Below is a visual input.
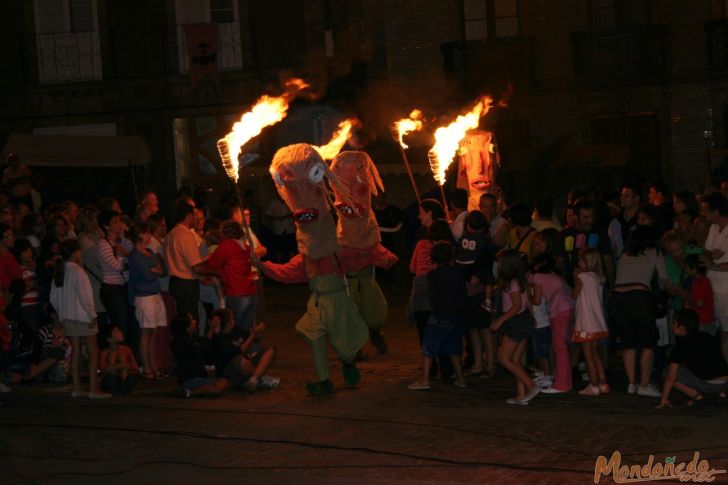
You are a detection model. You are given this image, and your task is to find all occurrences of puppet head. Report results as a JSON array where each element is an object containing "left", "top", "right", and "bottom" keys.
[
  {"left": 270, "top": 143, "right": 340, "bottom": 259},
  {"left": 330, "top": 151, "right": 384, "bottom": 248},
  {"left": 457, "top": 129, "right": 500, "bottom": 211}
]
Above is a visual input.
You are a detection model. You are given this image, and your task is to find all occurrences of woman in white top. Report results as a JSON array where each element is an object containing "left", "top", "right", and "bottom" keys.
[{"left": 50, "top": 240, "right": 110, "bottom": 399}]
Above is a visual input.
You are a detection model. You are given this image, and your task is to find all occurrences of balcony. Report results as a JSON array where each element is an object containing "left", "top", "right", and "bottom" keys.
[
  {"left": 441, "top": 37, "right": 533, "bottom": 95},
  {"left": 571, "top": 25, "right": 670, "bottom": 83},
  {"left": 176, "top": 22, "right": 243, "bottom": 73},
  {"left": 28, "top": 31, "right": 103, "bottom": 83}
]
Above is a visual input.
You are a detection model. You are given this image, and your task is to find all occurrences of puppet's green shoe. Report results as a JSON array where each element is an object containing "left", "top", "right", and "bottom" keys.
[
  {"left": 305, "top": 379, "right": 333, "bottom": 396},
  {"left": 342, "top": 362, "right": 361, "bottom": 387}
]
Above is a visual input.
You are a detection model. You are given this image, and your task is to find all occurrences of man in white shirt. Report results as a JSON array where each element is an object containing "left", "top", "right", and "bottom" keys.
[
  {"left": 163, "top": 203, "right": 218, "bottom": 321},
  {"left": 701, "top": 192, "right": 728, "bottom": 358}
]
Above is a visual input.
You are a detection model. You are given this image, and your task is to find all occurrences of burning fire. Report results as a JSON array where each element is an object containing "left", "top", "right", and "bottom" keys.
[
  {"left": 314, "top": 119, "right": 354, "bottom": 160},
  {"left": 217, "top": 78, "right": 310, "bottom": 182},
  {"left": 428, "top": 96, "right": 492, "bottom": 185},
  {"left": 393, "top": 109, "right": 423, "bottom": 149}
]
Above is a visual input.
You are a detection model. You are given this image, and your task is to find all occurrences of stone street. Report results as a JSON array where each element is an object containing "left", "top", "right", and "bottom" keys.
[{"left": 3, "top": 284, "right": 728, "bottom": 484}]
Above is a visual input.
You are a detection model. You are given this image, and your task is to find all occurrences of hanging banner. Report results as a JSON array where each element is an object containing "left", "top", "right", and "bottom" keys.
[{"left": 183, "top": 23, "right": 219, "bottom": 88}]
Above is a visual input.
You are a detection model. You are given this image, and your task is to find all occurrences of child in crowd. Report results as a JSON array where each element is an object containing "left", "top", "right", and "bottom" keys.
[
  {"left": 171, "top": 312, "right": 228, "bottom": 398},
  {"left": 99, "top": 326, "right": 139, "bottom": 395},
  {"left": 455, "top": 210, "right": 497, "bottom": 377},
  {"left": 15, "top": 239, "right": 43, "bottom": 332},
  {"left": 409, "top": 241, "right": 468, "bottom": 390},
  {"left": 683, "top": 254, "right": 716, "bottom": 336},
  {"left": 209, "top": 308, "right": 278, "bottom": 392},
  {"left": 657, "top": 309, "right": 728, "bottom": 408},
  {"left": 572, "top": 248, "right": 609, "bottom": 396},
  {"left": 490, "top": 250, "right": 540, "bottom": 404},
  {"left": 530, "top": 254, "right": 576, "bottom": 393}
]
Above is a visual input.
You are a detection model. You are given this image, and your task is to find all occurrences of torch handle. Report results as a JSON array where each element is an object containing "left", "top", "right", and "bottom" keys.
[
  {"left": 398, "top": 144, "right": 421, "bottom": 206},
  {"left": 438, "top": 184, "right": 450, "bottom": 223}
]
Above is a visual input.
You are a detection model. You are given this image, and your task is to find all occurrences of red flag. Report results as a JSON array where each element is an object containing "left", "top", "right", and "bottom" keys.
[{"left": 183, "top": 23, "right": 219, "bottom": 88}]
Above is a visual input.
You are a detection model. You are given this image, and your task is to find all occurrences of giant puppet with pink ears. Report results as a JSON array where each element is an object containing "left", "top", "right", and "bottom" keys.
[{"left": 330, "top": 151, "right": 398, "bottom": 354}]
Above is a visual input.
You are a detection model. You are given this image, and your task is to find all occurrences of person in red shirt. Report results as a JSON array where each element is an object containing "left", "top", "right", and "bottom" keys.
[
  {"left": 684, "top": 254, "right": 717, "bottom": 336},
  {"left": 203, "top": 220, "right": 257, "bottom": 334}
]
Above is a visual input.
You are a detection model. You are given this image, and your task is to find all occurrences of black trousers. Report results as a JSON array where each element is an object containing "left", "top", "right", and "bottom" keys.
[{"left": 169, "top": 277, "right": 200, "bottom": 322}]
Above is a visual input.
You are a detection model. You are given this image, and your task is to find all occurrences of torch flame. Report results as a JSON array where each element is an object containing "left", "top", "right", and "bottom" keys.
[
  {"left": 314, "top": 119, "right": 354, "bottom": 160},
  {"left": 217, "top": 78, "right": 310, "bottom": 182},
  {"left": 428, "top": 96, "right": 492, "bottom": 185},
  {"left": 393, "top": 109, "right": 423, "bottom": 149}
]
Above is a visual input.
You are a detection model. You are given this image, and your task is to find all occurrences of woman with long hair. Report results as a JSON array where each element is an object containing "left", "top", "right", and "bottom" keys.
[{"left": 50, "top": 240, "right": 110, "bottom": 398}]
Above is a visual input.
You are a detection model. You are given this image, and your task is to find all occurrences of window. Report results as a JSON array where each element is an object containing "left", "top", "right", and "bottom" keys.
[
  {"left": 463, "top": 0, "right": 519, "bottom": 41},
  {"left": 590, "top": 0, "right": 651, "bottom": 30},
  {"left": 34, "top": 0, "right": 99, "bottom": 33},
  {"left": 32, "top": 0, "right": 101, "bottom": 82},
  {"left": 210, "top": 0, "right": 235, "bottom": 23}
]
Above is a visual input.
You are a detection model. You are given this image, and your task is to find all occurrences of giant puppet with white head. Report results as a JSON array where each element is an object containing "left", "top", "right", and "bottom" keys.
[
  {"left": 269, "top": 143, "right": 345, "bottom": 260},
  {"left": 264, "top": 143, "right": 368, "bottom": 394},
  {"left": 457, "top": 129, "right": 500, "bottom": 212}
]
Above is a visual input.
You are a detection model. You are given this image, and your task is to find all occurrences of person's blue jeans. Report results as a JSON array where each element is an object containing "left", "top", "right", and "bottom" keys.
[{"left": 226, "top": 295, "right": 257, "bottom": 333}]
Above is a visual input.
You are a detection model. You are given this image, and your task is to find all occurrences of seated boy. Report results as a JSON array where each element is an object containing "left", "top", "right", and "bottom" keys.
[
  {"left": 171, "top": 312, "right": 229, "bottom": 398},
  {"left": 210, "top": 308, "right": 278, "bottom": 392},
  {"left": 99, "top": 326, "right": 140, "bottom": 395},
  {"left": 657, "top": 309, "right": 728, "bottom": 408}
]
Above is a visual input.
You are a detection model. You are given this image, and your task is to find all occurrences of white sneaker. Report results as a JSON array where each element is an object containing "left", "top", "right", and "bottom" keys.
[
  {"left": 506, "top": 397, "right": 528, "bottom": 405},
  {"left": 637, "top": 384, "right": 661, "bottom": 398},
  {"left": 541, "top": 387, "right": 566, "bottom": 394},
  {"left": 0, "top": 382, "right": 10, "bottom": 393},
  {"left": 259, "top": 375, "right": 280, "bottom": 389},
  {"left": 627, "top": 383, "right": 638, "bottom": 395}
]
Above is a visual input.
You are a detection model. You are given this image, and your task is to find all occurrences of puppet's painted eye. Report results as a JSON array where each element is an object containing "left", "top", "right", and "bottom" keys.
[
  {"left": 271, "top": 169, "right": 285, "bottom": 187},
  {"left": 308, "top": 164, "right": 325, "bottom": 183}
]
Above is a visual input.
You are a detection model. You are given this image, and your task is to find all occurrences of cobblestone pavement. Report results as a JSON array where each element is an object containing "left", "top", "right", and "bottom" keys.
[{"left": 3, "top": 284, "right": 728, "bottom": 484}]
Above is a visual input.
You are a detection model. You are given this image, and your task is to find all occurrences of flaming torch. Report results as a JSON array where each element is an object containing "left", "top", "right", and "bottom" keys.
[
  {"left": 391, "top": 109, "right": 423, "bottom": 204},
  {"left": 216, "top": 79, "right": 309, "bottom": 315},
  {"left": 428, "top": 96, "right": 493, "bottom": 216},
  {"left": 314, "top": 119, "right": 354, "bottom": 160}
]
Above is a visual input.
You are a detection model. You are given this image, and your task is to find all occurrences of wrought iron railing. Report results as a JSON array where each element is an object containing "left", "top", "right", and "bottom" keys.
[{"left": 28, "top": 30, "right": 103, "bottom": 83}]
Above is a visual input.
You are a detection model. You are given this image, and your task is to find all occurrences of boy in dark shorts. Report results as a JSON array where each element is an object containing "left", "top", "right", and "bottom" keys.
[
  {"left": 409, "top": 241, "right": 468, "bottom": 390},
  {"left": 455, "top": 210, "right": 497, "bottom": 377},
  {"left": 657, "top": 309, "right": 728, "bottom": 408}
]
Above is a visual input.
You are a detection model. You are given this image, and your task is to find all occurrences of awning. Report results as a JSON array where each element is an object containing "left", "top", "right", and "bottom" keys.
[{"left": 1, "top": 134, "right": 150, "bottom": 167}]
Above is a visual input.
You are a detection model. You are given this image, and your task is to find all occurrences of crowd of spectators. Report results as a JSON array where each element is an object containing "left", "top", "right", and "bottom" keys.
[
  {"left": 0, "top": 154, "right": 281, "bottom": 399},
  {"left": 407, "top": 182, "right": 728, "bottom": 408}
]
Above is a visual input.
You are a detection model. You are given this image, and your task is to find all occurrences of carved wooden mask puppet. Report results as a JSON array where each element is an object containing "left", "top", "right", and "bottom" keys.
[
  {"left": 270, "top": 144, "right": 341, "bottom": 259},
  {"left": 457, "top": 129, "right": 500, "bottom": 211},
  {"left": 330, "top": 151, "right": 384, "bottom": 248}
]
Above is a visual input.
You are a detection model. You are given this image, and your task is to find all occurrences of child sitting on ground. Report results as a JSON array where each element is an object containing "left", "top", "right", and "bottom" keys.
[
  {"left": 657, "top": 309, "right": 728, "bottom": 408},
  {"left": 683, "top": 254, "right": 716, "bottom": 336},
  {"left": 171, "top": 312, "right": 228, "bottom": 398},
  {"left": 409, "top": 241, "right": 468, "bottom": 390},
  {"left": 99, "top": 326, "right": 139, "bottom": 395},
  {"left": 210, "top": 308, "right": 278, "bottom": 392}
]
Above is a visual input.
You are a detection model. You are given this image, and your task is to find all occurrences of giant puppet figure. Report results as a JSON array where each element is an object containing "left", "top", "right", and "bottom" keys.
[
  {"left": 330, "top": 151, "right": 398, "bottom": 354},
  {"left": 259, "top": 144, "right": 369, "bottom": 396},
  {"left": 457, "top": 129, "right": 501, "bottom": 211}
]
